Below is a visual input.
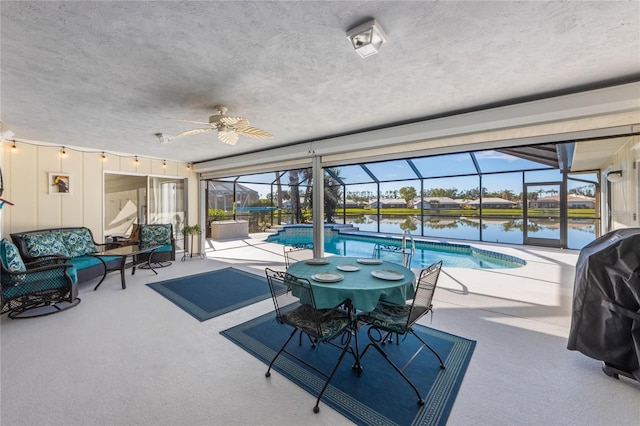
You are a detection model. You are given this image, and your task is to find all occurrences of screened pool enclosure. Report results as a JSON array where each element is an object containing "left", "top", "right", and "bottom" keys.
[{"left": 205, "top": 142, "right": 600, "bottom": 250}]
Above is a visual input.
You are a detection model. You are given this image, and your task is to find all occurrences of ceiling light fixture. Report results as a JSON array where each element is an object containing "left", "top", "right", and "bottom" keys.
[
  {"left": 101, "top": 152, "right": 106, "bottom": 161},
  {"left": 61, "top": 146, "right": 66, "bottom": 157},
  {"left": 606, "top": 170, "right": 623, "bottom": 183},
  {"left": 346, "top": 19, "right": 387, "bottom": 58},
  {"left": 163, "top": 160, "right": 167, "bottom": 168},
  {"left": 155, "top": 133, "right": 171, "bottom": 144},
  {"left": 134, "top": 156, "right": 139, "bottom": 164},
  {"left": 12, "top": 140, "right": 16, "bottom": 151}
]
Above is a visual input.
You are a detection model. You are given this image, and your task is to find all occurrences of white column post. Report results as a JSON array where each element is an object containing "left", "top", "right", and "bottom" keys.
[{"left": 312, "top": 155, "right": 324, "bottom": 258}]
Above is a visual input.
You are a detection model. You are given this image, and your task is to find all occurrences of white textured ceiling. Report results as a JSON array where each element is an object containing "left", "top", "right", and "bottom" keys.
[{"left": 1, "top": 1, "right": 639, "bottom": 164}]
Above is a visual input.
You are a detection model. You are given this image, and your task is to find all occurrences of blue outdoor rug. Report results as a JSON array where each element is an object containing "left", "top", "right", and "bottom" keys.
[
  {"left": 147, "top": 267, "right": 272, "bottom": 321},
  {"left": 221, "top": 311, "right": 476, "bottom": 426}
]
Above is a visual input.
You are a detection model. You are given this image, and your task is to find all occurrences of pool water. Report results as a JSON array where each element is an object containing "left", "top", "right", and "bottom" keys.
[{"left": 267, "top": 226, "right": 526, "bottom": 269}]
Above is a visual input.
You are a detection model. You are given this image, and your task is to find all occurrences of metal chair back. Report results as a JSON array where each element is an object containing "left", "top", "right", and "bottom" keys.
[
  {"left": 372, "top": 243, "right": 414, "bottom": 268},
  {"left": 265, "top": 267, "right": 322, "bottom": 336},
  {"left": 405, "top": 260, "right": 443, "bottom": 328},
  {"left": 371, "top": 230, "right": 415, "bottom": 268},
  {"left": 283, "top": 242, "right": 314, "bottom": 268}
]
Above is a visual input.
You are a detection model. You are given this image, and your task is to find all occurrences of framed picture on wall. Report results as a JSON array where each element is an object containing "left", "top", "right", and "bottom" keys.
[{"left": 49, "top": 173, "right": 72, "bottom": 195}]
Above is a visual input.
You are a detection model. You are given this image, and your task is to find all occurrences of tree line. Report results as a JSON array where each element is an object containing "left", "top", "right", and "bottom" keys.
[{"left": 266, "top": 169, "right": 595, "bottom": 223}]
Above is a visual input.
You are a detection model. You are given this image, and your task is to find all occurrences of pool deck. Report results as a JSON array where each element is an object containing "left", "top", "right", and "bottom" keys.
[{"left": 202, "top": 233, "right": 640, "bottom": 426}]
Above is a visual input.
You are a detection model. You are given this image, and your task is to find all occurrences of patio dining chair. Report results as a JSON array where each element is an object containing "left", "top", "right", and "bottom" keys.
[
  {"left": 372, "top": 243, "right": 414, "bottom": 267},
  {"left": 264, "top": 267, "right": 358, "bottom": 413},
  {"left": 283, "top": 242, "right": 314, "bottom": 268},
  {"left": 371, "top": 231, "right": 415, "bottom": 268},
  {"left": 371, "top": 232, "right": 416, "bottom": 344},
  {"left": 357, "top": 261, "right": 445, "bottom": 406}
]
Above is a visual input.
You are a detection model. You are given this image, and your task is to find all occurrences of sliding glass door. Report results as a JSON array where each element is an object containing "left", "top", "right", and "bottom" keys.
[
  {"left": 148, "top": 177, "right": 186, "bottom": 249},
  {"left": 104, "top": 173, "right": 187, "bottom": 250},
  {"left": 523, "top": 182, "right": 563, "bottom": 247}
]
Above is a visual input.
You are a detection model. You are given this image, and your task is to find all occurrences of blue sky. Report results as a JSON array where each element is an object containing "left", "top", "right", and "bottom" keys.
[{"left": 230, "top": 150, "right": 598, "bottom": 198}]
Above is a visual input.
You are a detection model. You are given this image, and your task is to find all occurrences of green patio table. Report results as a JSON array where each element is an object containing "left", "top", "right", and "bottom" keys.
[{"left": 286, "top": 256, "right": 415, "bottom": 311}]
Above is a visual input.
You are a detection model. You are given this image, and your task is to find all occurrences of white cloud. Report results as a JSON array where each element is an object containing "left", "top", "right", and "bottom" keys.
[{"left": 474, "top": 151, "right": 517, "bottom": 161}]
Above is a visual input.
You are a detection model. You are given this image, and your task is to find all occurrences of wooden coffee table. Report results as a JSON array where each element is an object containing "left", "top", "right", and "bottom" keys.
[{"left": 92, "top": 244, "right": 161, "bottom": 290}]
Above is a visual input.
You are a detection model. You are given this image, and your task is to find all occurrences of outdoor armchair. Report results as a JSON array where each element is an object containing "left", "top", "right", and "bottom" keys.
[
  {"left": 1, "top": 238, "right": 79, "bottom": 318},
  {"left": 138, "top": 223, "right": 175, "bottom": 266}
]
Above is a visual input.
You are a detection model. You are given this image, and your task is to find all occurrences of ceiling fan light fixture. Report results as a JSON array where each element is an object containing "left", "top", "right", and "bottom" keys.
[{"left": 347, "top": 19, "right": 387, "bottom": 58}]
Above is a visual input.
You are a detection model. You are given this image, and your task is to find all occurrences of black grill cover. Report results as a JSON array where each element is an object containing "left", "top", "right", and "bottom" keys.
[{"left": 567, "top": 228, "right": 640, "bottom": 380}]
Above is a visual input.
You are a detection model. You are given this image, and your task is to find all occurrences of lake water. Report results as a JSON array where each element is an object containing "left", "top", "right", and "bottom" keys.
[{"left": 335, "top": 215, "right": 596, "bottom": 249}]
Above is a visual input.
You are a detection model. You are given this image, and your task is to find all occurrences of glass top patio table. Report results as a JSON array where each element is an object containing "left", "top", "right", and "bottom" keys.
[{"left": 286, "top": 256, "right": 415, "bottom": 312}]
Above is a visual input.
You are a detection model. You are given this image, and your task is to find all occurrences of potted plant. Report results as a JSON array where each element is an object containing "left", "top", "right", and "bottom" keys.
[{"left": 182, "top": 224, "right": 201, "bottom": 259}]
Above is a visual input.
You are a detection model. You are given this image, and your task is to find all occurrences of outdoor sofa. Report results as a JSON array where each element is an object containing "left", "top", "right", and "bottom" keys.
[{"left": 10, "top": 227, "right": 121, "bottom": 285}]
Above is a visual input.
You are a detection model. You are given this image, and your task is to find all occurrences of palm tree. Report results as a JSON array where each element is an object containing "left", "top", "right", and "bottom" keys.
[
  {"left": 324, "top": 168, "right": 342, "bottom": 223},
  {"left": 289, "top": 170, "right": 302, "bottom": 223}
]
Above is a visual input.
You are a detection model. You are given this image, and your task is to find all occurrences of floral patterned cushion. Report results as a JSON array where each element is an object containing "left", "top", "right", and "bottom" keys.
[
  {"left": 0, "top": 238, "right": 26, "bottom": 273},
  {"left": 60, "top": 229, "right": 96, "bottom": 257},
  {"left": 283, "top": 304, "right": 352, "bottom": 342},
  {"left": 359, "top": 301, "right": 412, "bottom": 333},
  {"left": 23, "top": 232, "right": 70, "bottom": 258},
  {"left": 140, "top": 224, "right": 172, "bottom": 246}
]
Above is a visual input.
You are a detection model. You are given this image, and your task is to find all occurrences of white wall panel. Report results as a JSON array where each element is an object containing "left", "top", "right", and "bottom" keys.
[
  {"left": 0, "top": 142, "right": 193, "bottom": 241},
  {"left": 37, "top": 146, "right": 63, "bottom": 229},
  {"left": 83, "top": 152, "right": 104, "bottom": 239},
  {"left": 61, "top": 148, "right": 84, "bottom": 227}
]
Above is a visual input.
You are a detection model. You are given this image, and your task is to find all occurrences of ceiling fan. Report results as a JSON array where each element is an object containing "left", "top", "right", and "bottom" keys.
[{"left": 172, "top": 105, "right": 273, "bottom": 145}]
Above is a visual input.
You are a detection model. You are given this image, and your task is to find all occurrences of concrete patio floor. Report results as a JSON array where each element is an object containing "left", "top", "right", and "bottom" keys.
[{"left": 1, "top": 233, "right": 638, "bottom": 425}]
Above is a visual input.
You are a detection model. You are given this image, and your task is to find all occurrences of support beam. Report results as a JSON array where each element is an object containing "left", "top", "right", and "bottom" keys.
[{"left": 312, "top": 155, "right": 324, "bottom": 258}]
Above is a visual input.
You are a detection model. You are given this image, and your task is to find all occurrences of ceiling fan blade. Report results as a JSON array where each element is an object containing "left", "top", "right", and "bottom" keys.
[
  {"left": 218, "top": 130, "right": 239, "bottom": 145},
  {"left": 175, "top": 128, "right": 213, "bottom": 138},
  {"left": 169, "top": 118, "right": 210, "bottom": 125},
  {"left": 236, "top": 126, "right": 273, "bottom": 139},
  {"left": 220, "top": 116, "right": 247, "bottom": 126}
]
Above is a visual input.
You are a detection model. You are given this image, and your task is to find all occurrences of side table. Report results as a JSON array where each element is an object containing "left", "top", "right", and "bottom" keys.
[{"left": 92, "top": 244, "right": 160, "bottom": 290}]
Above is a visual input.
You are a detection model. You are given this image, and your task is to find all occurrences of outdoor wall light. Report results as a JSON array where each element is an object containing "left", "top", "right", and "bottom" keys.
[
  {"left": 606, "top": 170, "right": 623, "bottom": 183},
  {"left": 347, "top": 19, "right": 387, "bottom": 58}
]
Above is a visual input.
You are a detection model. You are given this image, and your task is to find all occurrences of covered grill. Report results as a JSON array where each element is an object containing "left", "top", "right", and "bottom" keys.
[{"left": 567, "top": 228, "right": 640, "bottom": 381}]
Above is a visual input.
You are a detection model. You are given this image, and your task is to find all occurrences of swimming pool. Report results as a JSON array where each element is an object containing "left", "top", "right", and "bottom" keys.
[{"left": 266, "top": 224, "right": 526, "bottom": 269}]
